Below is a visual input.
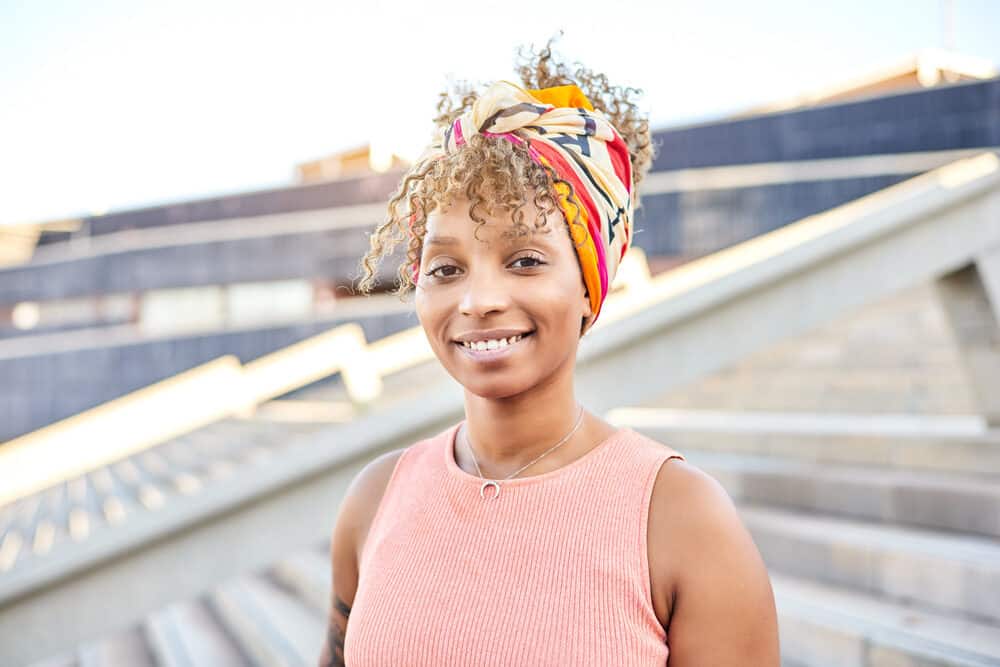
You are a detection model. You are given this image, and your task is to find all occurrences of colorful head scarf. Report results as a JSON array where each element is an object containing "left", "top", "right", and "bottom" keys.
[{"left": 410, "top": 79, "right": 634, "bottom": 329}]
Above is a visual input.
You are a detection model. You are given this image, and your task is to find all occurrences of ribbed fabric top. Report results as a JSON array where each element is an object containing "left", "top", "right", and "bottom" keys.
[{"left": 343, "top": 420, "right": 686, "bottom": 665}]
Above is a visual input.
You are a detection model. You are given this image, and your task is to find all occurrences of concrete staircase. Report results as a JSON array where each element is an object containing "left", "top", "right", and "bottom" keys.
[
  {"left": 613, "top": 281, "right": 1000, "bottom": 666},
  {"left": 6, "top": 359, "right": 458, "bottom": 667},
  {"left": 23, "top": 545, "right": 336, "bottom": 667}
]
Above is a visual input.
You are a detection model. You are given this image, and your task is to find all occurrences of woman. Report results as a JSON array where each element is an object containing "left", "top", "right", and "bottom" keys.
[{"left": 319, "top": 40, "right": 780, "bottom": 666}]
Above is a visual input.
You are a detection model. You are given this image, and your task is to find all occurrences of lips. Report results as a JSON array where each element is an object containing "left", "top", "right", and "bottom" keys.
[
  {"left": 452, "top": 329, "right": 535, "bottom": 344},
  {"left": 454, "top": 331, "right": 534, "bottom": 361},
  {"left": 455, "top": 331, "right": 533, "bottom": 348}
]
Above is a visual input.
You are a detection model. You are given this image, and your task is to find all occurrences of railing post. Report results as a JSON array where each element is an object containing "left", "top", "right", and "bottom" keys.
[
  {"left": 933, "top": 248, "right": 1000, "bottom": 427},
  {"left": 340, "top": 327, "right": 383, "bottom": 405}
]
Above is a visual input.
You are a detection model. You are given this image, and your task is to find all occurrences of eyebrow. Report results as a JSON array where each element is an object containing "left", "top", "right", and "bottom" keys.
[
  {"left": 424, "top": 232, "right": 555, "bottom": 248},
  {"left": 425, "top": 235, "right": 459, "bottom": 246}
]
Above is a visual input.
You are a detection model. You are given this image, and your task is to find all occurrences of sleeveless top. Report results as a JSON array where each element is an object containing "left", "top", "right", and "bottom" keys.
[{"left": 343, "top": 420, "right": 686, "bottom": 666}]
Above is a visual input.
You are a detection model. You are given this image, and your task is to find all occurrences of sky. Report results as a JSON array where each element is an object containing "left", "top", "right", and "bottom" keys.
[{"left": 1, "top": 0, "right": 998, "bottom": 225}]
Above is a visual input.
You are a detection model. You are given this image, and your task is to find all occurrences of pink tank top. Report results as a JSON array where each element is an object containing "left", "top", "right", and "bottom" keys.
[{"left": 344, "top": 420, "right": 686, "bottom": 665}]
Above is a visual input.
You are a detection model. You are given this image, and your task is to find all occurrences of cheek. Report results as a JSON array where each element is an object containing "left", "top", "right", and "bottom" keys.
[
  {"left": 414, "top": 291, "right": 436, "bottom": 328},
  {"left": 530, "top": 281, "right": 585, "bottom": 327},
  {"left": 415, "top": 287, "right": 454, "bottom": 352},
  {"left": 414, "top": 289, "right": 433, "bottom": 330}
]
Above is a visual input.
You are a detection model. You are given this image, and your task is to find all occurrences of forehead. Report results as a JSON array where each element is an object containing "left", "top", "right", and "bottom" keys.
[{"left": 423, "top": 207, "right": 560, "bottom": 249}]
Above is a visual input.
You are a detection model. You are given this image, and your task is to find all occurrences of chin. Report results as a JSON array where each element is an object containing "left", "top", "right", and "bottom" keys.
[
  {"left": 457, "top": 373, "right": 533, "bottom": 400},
  {"left": 462, "top": 382, "right": 530, "bottom": 400}
]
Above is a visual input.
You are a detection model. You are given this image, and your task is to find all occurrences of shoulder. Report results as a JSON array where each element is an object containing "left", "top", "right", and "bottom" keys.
[
  {"left": 348, "top": 446, "right": 411, "bottom": 503},
  {"left": 647, "top": 451, "right": 780, "bottom": 664},
  {"left": 330, "top": 444, "right": 410, "bottom": 570},
  {"left": 342, "top": 425, "right": 451, "bottom": 539},
  {"left": 649, "top": 453, "right": 733, "bottom": 543},
  {"left": 649, "top": 456, "right": 743, "bottom": 577},
  {"left": 343, "top": 446, "right": 411, "bottom": 559},
  {"left": 636, "top": 428, "right": 746, "bottom": 572}
]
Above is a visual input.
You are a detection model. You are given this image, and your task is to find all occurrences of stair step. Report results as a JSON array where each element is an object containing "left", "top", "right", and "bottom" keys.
[
  {"left": 738, "top": 504, "right": 1000, "bottom": 623},
  {"left": 269, "top": 547, "right": 331, "bottom": 614},
  {"left": 773, "top": 572, "right": 1000, "bottom": 667},
  {"left": 24, "top": 652, "right": 76, "bottom": 667},
  {"left": 76, "top": 625, "right": 155, "bottom": 667},
  {"left": 210, "top": 574, "right": 324, "bottom": 666},
  {"left": 143, "top": 596, "right": 246, "bottom": 667},
  {"left": 683, "top": 450, "right": 1000, "bottom": 538},
  {"left": 0, "top": 413, "right": 325, "bottom": 576},
  {"left": 616, "top": 409, "right": 1000, "bottom": 475}
]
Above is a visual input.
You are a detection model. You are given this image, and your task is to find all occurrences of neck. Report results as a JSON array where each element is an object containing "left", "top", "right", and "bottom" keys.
[{"left": 458, "top": 375, "right": 591, "bottom": 478}]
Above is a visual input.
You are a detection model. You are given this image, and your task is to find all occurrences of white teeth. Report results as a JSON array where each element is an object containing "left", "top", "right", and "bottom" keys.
[{"left": 462, "top": 334, "right": 526, "bottom": 350}]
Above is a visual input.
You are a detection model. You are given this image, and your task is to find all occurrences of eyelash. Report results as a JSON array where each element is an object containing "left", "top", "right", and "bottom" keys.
[{"left": 425, "top": 253, "right": 546, "bottom": 279}]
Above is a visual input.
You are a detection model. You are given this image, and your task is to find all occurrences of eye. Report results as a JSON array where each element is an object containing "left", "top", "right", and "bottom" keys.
[
  {"left": 425, "top": 264, "right": 460, "bottom": 279},
  {"left": 510, "top": 253, "right": 546, "bottom": 269}
]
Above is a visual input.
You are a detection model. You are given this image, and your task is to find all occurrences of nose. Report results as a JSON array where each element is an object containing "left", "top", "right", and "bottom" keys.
[{"left": 458, "top": 265, "right": 510, "bottom": 318}]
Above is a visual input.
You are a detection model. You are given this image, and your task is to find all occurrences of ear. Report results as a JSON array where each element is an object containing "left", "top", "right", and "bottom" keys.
[{"left": 580, "top": 289, "right": 594, "bottom": 337}]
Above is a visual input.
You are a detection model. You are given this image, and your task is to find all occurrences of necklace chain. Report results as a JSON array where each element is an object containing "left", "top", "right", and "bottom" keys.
[{"left": 462, "top": 405, "right": 585, "bottom": 499}]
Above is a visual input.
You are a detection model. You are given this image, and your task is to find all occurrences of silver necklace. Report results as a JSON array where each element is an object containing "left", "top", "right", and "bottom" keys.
[{"left": 462, "top": 405, "right": 586, "bottom": 500}]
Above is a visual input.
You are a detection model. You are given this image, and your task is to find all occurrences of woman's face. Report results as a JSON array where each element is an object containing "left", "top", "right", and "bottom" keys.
[{"left": 414, "top": 197, "right": 593, "bottom": 399}]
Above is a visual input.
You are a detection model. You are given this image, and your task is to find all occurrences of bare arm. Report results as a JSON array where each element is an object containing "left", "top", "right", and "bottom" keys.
[
  {"left": 318, "top": 592, "right": 351, "bottom": 667},
  {"left": 318, "top": 486, "right": 358, "bottom": 667},
  {"left": 659, "top": 464, "right": 781, "bottom": 666},
  {"left": 318, "top": 448, "right": 407, "bottom": 666}
]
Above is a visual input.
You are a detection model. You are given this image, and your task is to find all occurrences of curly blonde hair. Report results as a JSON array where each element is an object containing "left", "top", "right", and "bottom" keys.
[{"left": 354, "top": 32, "right": 655, "bottom": 300}]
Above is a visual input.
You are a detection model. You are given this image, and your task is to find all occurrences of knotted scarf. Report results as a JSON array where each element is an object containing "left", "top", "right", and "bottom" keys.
[{"left": 411, "top": 79, "right": 633, "bottom": 328}]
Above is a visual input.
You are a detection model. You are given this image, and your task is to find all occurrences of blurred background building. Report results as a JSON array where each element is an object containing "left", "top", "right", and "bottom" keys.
[{"left": 1, "top": 3, "right": 1000, "bottom": 664}]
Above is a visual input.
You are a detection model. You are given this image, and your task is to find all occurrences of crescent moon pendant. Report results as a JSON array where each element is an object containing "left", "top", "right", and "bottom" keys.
[{"left": 480, "top": 480, "right": 501, "bottom": 500}]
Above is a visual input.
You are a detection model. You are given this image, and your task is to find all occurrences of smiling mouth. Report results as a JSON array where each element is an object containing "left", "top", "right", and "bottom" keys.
[{"left": 453, "top": 331, "right": 535, "bottom": 354}]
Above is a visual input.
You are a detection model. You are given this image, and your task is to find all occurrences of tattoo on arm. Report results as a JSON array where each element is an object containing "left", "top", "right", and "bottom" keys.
[{"left": 319, "top": 594, "right": 351, "bottom": 667}]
